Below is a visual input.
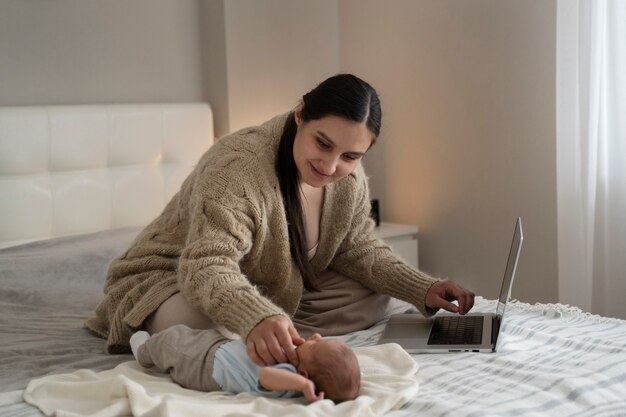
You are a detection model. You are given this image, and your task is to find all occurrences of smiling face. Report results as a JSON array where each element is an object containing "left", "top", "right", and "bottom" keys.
[{"left": 292, "top": 105, "right": 375, "bottom": 188}]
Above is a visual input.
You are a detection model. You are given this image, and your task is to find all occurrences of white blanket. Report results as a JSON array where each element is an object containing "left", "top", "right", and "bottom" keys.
[{"left": 23, "top": 343, "right": 418, "bottom": 417}]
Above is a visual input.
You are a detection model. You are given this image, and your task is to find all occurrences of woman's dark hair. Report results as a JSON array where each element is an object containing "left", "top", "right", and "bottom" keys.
[{"left": 275, "top": 74, "right": 382, "bottom": 290}]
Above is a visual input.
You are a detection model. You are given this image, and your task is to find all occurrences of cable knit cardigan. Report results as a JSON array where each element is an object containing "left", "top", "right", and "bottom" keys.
[{"left": 86, "top": 113, "right": 439, "bottom": 353}]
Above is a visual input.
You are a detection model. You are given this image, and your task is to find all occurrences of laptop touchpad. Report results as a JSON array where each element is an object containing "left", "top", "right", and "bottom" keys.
[
  {"left": 387, "top": 322, "right": 430, "bottom": 338},
  {"left": 383, "top": 315, "right": 432, "bottom": 341}
]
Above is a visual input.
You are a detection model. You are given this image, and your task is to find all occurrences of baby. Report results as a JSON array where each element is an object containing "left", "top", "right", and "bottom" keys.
[{"left": 130, "top": 324, "right": 361, "bottom": 403}]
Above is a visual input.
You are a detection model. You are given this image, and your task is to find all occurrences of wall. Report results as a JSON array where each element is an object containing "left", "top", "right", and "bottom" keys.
[
  {"left": 0, "top": 0, "right": 559, "bottom": 305},
  {"left": 0, "top": 0, "right": 204, "bottom": 105},
  {"left": 339, "top": 0, "right": 558, "bottom": 303},
  {"left": 0, "top": 0, "right": 338, "bottom": 138},
  {"left": 219, "top": 0, "right": 339, "bottom": 135}
]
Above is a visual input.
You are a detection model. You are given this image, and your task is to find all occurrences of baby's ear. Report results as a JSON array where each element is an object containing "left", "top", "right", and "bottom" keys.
[{"left": 299, "top": 369, "right": 309, "bottom": 379}]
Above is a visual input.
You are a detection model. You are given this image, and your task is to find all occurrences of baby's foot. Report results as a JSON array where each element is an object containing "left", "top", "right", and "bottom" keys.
[{"left": 130, "top": 331, "right": 153, "bottom": 368}]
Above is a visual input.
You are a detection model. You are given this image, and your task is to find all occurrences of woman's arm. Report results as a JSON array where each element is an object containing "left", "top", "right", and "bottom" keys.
[
  {"left": 178, "top": 194, "right": 282, "bottom": 333},
  {"left": 329, "top": 167, "right": 474, "bottom": 315},
  {"left": 258, "top": 367, "right": 324, "bottom": 403},
  {"left": 177, "top": 180, "right": 292, "bottom": 347}
]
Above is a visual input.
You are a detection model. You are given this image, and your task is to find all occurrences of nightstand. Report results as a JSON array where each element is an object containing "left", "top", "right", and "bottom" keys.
[{"left": 373, "top": 222, "right": 419, "bottom": 269}]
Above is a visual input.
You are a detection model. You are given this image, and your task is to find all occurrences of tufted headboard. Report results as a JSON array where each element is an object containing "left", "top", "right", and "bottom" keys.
[{"left": 0, "top": 103, "right": 214, "bottom": 249}]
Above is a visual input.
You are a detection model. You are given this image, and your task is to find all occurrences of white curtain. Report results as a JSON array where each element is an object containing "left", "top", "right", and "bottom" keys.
[{"left": 557, "top": 0, "right": 626, "bottom": 319}]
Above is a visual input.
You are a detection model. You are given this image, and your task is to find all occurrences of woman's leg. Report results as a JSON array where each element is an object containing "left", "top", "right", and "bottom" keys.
[
  {"left": 144, "top": 292, "right": 216, "bottom": 334},
  {"left": 144, "top": 292, "right": 241, "bottom": 339},
  {"left": 293, "top": 270, "right": 391, "bottom": 337}
]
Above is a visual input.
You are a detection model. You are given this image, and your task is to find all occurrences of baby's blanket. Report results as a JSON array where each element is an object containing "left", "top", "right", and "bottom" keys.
[{"left": 23, "top": 343, "right": 418, "bottom": 417}]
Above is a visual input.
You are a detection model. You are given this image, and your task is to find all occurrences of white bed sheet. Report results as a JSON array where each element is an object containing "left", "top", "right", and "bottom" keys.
[{"left": 1, "top": 229, "right": 625, "bottom": 417}]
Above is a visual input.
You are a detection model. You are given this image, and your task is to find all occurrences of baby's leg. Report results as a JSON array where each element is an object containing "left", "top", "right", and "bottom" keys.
[{"left": 137, "top": 324, "right": 230, "bottom": 391}]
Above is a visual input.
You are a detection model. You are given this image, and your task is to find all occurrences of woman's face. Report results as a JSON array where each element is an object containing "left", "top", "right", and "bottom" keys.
[{"left": 293, "top": 106, "right": 374, "bottom": 188}]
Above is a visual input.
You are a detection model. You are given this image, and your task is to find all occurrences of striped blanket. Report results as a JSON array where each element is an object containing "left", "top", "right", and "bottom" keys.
[
  {"left": 14, "top": 297, "right": 626, "bottom": 417},
  {"left": 344, "top": 297, "right": 626, "bottom": 417},
  {"left": 5, "top": 229, "right": 625, "bottom": 417}
]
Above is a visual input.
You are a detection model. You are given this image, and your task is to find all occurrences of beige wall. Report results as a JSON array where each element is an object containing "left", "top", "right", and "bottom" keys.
[
  {"left": 0, "top": 0, "right": 558, "bottom": 304},
  {"left": 0, "top": 0, "right": 204, "bottom": 106},
  {"left": 220, "top": 0, "right": 339, "bottom": 135},
  {"left": 339, "top": 0, "right": 558, "bottom": 303},
  {"left": 0, "top": 0, "right": 339, "bottom": 138}
]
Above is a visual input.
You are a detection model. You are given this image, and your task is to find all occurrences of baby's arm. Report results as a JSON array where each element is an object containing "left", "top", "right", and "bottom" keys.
[{"left": 258, "top": 367, "right": 324, "bottom": 403}]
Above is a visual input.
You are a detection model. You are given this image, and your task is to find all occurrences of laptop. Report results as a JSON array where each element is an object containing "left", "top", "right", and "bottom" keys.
[{"left": 378, "top": 217, "right": 523, "bottom": 353}]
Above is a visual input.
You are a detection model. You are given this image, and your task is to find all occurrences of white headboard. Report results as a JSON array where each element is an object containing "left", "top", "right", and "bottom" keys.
[{"left": 0, "top": 103, "right": 214, "bottom": 249}]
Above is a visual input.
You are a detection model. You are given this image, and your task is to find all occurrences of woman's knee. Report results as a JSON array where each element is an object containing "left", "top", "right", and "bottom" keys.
[{"left": 144, "top": 292, "right": 215, "bottom": 334}]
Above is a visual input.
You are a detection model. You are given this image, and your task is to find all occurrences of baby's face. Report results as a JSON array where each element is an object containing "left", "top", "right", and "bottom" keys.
[
  {"left": 296, "top": 333, "right": 322, "bottom": 363},
  {"left": 296, "top": 333, "right": 344, "bottom": 367}
]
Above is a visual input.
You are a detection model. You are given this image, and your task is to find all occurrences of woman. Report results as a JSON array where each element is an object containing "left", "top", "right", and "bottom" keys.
[{"left": 86, "top": 74, "right": 474, "bottom": 367}]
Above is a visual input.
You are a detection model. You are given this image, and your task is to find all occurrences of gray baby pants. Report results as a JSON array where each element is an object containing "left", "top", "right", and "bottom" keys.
[{"left": 136, "top": 325, "right": 230, "bottom": 391}]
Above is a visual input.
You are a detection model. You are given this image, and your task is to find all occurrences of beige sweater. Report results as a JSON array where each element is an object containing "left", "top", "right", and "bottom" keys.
[{"left": 86, "top": 113, "right": 438, "bottom": 353}]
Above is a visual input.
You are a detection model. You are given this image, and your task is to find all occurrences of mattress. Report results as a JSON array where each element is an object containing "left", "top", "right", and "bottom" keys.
[{"left": 1, "top": 228, "right": 626, "bottom": 417}]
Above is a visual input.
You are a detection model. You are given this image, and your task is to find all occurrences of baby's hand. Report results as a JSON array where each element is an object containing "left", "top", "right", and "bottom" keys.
[{"left": 301, "top": 378, "right": 324, "bottom": 403}]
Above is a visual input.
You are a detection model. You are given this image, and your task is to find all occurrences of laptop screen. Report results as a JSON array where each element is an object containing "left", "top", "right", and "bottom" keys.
[{"left": 495, "top": 217, "right": 524, "bottom": 322}]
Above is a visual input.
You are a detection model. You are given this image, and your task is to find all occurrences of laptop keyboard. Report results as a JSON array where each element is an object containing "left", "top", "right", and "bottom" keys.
[{"left": 428, "top": 315, "right": 484, "bottom": 345}]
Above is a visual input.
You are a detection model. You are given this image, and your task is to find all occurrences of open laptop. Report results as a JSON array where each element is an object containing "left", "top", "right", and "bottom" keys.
[{"left": 378, "top": 217, "right": 523, "bottom": 353}]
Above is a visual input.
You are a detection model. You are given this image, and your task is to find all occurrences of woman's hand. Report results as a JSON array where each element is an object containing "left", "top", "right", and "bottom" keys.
[
  {"left": 425, "top": 280, "right": 475, "bottom": 315},
  {"left": 246, "top": 315, "right": 305, "bottom": 366}
]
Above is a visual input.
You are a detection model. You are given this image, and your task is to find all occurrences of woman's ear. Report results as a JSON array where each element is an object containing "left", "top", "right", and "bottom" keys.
[{"left": 294, "top": 101, "right": 304, "bottom": 126}]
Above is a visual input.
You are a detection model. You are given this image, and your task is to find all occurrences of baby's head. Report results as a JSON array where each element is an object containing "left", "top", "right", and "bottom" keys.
[{"left": 296, "top": 333, "right": 361, "bottom": 403}]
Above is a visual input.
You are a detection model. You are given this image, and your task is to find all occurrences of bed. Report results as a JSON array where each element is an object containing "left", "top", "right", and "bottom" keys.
[{"left": 1, "top": 103, "right": 625, "bottom": 417}]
